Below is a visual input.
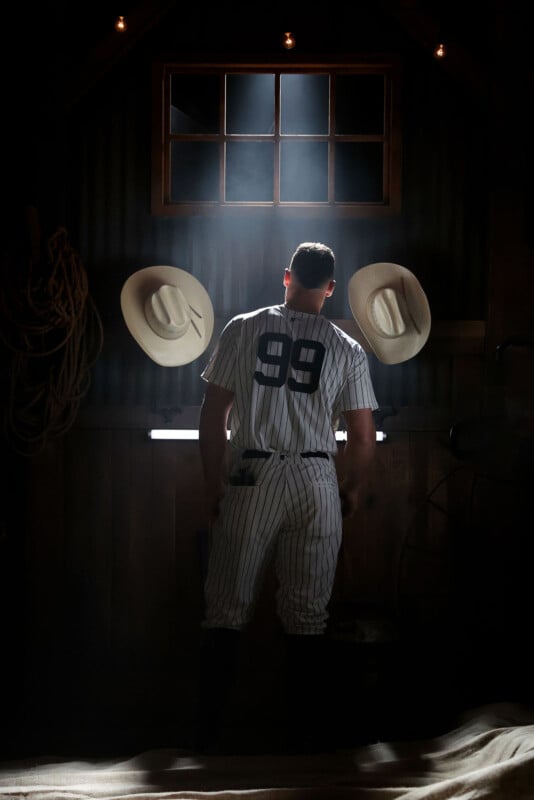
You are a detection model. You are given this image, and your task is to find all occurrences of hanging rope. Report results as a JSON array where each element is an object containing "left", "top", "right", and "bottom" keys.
[{"left": 0, "top": 213, "right": 104, "bottom": 456}]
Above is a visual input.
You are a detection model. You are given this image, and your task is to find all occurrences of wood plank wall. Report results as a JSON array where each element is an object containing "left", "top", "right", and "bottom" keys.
[
  {"left": 5, "top": 325, "right": 526, "bottom": 750},
  {"left": 6, "top": 320, "right": 533, "bottom": 754}
]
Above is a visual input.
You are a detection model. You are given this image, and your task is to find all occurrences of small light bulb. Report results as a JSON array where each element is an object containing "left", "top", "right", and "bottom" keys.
[
  {"left": 434, "top": 42, "right": 446, "bottom": 59},
  {"left": 283, "top": 32, "right": 295, "bottom": 50},
  {"left": 115, "top": 16, "right": 127, "bottom": 33}
]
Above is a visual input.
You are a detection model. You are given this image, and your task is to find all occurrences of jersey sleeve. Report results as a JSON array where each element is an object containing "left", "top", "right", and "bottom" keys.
[
  {"left": 200, "top": 316, "right": 241, "bottom": 391},
  {"left": 335, "top": 345, "right": 379, "bottom": 414}
]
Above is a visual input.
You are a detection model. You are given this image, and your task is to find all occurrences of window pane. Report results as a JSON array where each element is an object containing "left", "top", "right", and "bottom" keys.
[
  {"left": 226, "top": 74, "right": 275, "bottom": 134},
  {"left": 335, "top": 142, "right": 383, "bottom": 202},
  {"left": 280, "top": 141, "right": 328, "bottom": 201},
  {"left": 335, "top": 75, "right": 385, "bottom": 135},
  {"left": 170, "top": 74, "right": 220, "bottom": 134},
  {"left": 171, "top": 141, "right": 219, "bottom": 201},
  {"left": 226, "top": 142, "right": 274, "bottom": 201},
  {"left": 280, "top": 74, "right": 329, "bottom": 135},
  {"left": 157, "top": 62, "right": 400, "bottom": 214}
]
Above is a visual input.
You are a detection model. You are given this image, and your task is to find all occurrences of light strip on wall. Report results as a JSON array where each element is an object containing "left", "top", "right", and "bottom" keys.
[{"left": 148, "top": 430, "right": 386, "bottom": 442}]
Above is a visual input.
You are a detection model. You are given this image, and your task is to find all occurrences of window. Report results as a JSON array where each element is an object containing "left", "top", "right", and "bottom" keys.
[{"left": 152, "top": 60, "right": 402, "bottom": 217}]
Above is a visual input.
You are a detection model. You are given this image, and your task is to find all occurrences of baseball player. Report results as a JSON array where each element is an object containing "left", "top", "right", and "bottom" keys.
[{"left": 195, "top": 242, "right": 378, "bottom": 753}]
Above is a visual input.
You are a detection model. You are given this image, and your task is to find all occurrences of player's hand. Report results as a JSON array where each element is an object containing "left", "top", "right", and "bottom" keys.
[
  {"left": 340, "top": 485, "right": 359, "bottom": 519},
  {"left": 207, "top": 484, "right": 226, "bottom": 524}
]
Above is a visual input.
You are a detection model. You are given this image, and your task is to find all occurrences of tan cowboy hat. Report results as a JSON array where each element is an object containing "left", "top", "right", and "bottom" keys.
[
  {"left": 120, "top": 265, "right": 214, "bottom": 366},
  {"left": 348, "top": 262, "right": 431, "bottom": 364}
]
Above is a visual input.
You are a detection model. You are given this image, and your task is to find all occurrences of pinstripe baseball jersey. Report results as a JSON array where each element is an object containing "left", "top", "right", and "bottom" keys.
[{"left": 201, "top": 303, "right": 378, "bottom": 453}]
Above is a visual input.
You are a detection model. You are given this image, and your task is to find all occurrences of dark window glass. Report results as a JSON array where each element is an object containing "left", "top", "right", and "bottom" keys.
[
  {"left": 335, "top": 142, "right": 383, "bottom": 202},
  {"left": 226, "top": 142, "right": 274, "bottom": 201},
  {"left": 280, "top": 74, "right": 329, "bottom": 135},
  {"left": 171, "top": 141, "right": 219, "bottom": 201},
  {"left": 280, "top": 141, "right": 329, "bottom": 201},
  {"left": 170, "top": 74, "right": 220, "bottom": 134},
  {"left": 226, "top": 73, "right": 275, "bottom": 134},
  {"left": 335, "top": 74, "right": 385, "bottom": 135}
]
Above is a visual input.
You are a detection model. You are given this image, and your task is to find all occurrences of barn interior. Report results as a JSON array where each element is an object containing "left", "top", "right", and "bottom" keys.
[{"left": 1, "top": 2, "right": 533, "bottom": 796}]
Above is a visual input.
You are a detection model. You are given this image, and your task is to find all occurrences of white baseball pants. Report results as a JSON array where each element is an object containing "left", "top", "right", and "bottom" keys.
[{"left": 203, "top": 451, "right": 343, "bottom": 635}]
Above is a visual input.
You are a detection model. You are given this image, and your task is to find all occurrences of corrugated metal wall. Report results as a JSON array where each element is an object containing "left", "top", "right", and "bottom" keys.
[{"left": 55, "top": 36, "right": 489, "bottom": 413}]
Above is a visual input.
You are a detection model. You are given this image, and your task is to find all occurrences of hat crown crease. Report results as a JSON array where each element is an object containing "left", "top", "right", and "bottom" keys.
[
  {"left": 145, "top": 284, "right": 191, "bottom": 340},
  {"left": 369, "top": 286, "right": 407, "bottom": 338}
]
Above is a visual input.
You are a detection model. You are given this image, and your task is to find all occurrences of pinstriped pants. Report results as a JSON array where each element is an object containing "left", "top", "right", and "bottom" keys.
[{"left": 203, "top": 452, "right": 343, "bottom": 635}]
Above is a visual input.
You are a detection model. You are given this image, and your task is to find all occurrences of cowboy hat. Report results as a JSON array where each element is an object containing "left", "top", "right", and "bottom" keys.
[
  {"left": 120, "top": 265, "right": 214, "bottom": 366},
  {"left": 348, "top": 262, "right": 431, "bottom": 364}
]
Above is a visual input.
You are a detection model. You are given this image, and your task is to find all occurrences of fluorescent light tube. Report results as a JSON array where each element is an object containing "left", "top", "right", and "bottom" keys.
[{"left": 148, "top": 430, "right": 386, "bottom": 441}]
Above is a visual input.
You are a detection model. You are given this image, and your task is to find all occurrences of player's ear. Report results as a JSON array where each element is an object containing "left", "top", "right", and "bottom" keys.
[
  {"left": 283, "top": 268, "right": 291, "bottom": 287},
  {"left": 325, "top": 279, "right": 336, "bottom": 297}
]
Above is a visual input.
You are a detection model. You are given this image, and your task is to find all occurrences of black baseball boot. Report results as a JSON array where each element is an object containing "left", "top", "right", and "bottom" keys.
[
  {"left": 193, "top": 627, "right": 242, "bottom": 754},
  {"left": 280, "top": 632, "right": 334, "bottom": 753}
]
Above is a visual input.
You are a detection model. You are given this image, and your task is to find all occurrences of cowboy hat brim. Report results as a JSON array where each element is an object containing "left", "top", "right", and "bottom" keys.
[
  {"left": 348, "top": 262, "right": 431, "bottom": 364},
  {"left": 120, "top": 265, "right": 214, "bottom": 366}
]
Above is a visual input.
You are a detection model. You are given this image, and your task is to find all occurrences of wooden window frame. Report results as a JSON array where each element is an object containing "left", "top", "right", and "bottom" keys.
[{"left": 151, "top": 57, "right": 402, "bottom": 218}]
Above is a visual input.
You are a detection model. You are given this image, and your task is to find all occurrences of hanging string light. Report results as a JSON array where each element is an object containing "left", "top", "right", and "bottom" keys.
[
  {"left": 114, "top": 16, "right": 127, "bottom": 33},
  {"left": 283, "top": 32, "right": 296, "bottom": 50}
]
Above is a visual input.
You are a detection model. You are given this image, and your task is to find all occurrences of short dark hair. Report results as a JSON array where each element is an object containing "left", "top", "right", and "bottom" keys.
[{"left": 289, "top": 242, "right": 335, "bottom": 289}]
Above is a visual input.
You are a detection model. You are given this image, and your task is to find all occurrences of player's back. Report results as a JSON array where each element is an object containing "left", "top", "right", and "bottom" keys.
[{"left": 228, "top": 304, "right": 363, "bottom": 453}]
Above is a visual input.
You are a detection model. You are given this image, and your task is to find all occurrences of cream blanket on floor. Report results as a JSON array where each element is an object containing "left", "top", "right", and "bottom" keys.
[{"left": 1, "top": 704, "right": 533, "bottom": 799}]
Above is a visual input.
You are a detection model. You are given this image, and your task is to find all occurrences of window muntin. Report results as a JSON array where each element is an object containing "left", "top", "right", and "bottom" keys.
[{"left": 153, "top": 61, "right": 401, "bottom": 216}]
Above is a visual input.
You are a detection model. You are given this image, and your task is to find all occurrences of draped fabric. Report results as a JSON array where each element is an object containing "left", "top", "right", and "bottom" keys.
[{"left": 1, "top": 704, "right": 533, "bottom": 799}]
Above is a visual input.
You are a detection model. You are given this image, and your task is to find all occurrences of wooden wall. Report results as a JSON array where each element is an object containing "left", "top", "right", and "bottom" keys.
[
  {"left": 9, "top": 320, "right": 532, "bottom": 755},
  {"left": 2, "top": 3, "right": 534, "bottom": 758}
]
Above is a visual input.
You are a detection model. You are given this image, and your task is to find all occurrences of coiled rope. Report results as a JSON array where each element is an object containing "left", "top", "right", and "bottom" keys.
[{"left": 0, "top": 214, "right": 103, "bottom": 456}]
